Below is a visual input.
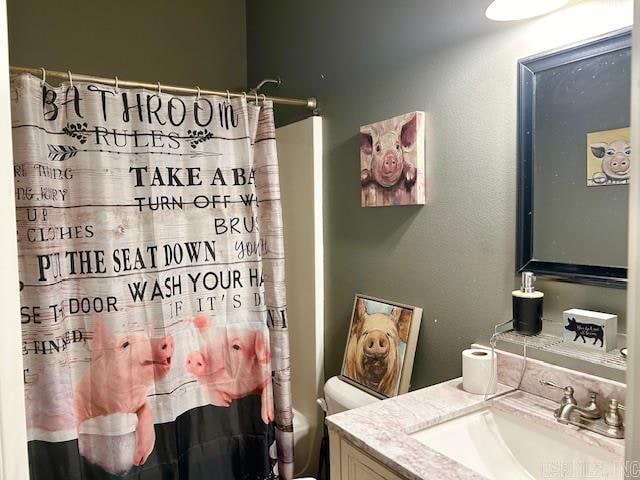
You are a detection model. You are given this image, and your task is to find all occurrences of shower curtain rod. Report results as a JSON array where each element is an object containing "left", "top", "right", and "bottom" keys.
[{"left": 9, "top": 66, "right": 318, "bottom": 110}]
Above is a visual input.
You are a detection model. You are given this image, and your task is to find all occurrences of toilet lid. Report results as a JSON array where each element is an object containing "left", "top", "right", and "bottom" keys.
[{"left": 324, "top": 376, "right": 379, "bottom": 415}]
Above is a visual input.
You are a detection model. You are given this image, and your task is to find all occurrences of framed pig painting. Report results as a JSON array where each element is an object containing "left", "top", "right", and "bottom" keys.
[
  {"left": 340, "top": 295, "right": 422, "bottom": 399},
  {"left": 587, "top": 127, "right": 630, "bottom": 186},
  {"left": 360, "top": 111, "right": 426, "bottom": 207}
]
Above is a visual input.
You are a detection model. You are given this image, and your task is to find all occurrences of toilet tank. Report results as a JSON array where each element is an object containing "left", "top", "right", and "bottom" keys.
[{"left": 323, "top": 376, "right": 379, "bottom": 415}]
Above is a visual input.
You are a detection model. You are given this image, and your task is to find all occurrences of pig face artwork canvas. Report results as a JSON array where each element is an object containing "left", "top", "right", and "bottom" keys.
[
  {"left": 341, "top": 295, "right": 422, "bottom": 398},
  {"left": 360, "top": 111, "right": 426, "bottom": 207},
  {"left": 587, "top": 127, "right": 631, "bottom": 186}
]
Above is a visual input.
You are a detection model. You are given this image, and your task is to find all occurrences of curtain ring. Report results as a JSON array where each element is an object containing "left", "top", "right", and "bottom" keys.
[
  {"left": 157, "top": 81, "right": 162, "bottom": 94},
  {"left": 226, "top": 89, "right": 231, "bottom": 102},
  {"left": 260, "top": 93, "right": 266, "bottom": 104},
  {"left": 114, "top": 76, "right": 119, "bottom": 93},
  {"left": 254, "top": 91, "right": 259, "bottom": 105},
  {"left": 67, "top": 70, "right": 73, "bottom": 88},
  {"left": 39, "top": 67, "right": 46, "bottom": 86},
  {"left": 196, "top": 86, "right": 201, "bottom": 102},
  {"left": 242, "top": 92, "right": 247, "bottom": 102}
]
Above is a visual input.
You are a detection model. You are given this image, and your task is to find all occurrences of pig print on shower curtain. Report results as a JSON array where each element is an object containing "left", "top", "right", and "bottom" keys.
[{"left": 11, "top": 73, "right": 294, "bottom": 480}]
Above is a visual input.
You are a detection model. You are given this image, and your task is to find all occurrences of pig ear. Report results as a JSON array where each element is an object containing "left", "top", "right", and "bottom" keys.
[
  {"left": 92, "top": 316, "right": 115, "bottom": 350},
  {"left": 590, "top": 142, "right": 607, "bottom": 158},
  {"left": 351, "top": 298, "right": 367, "bottom": 336},
  {"left": 395, "top": 309, "right": 413, "bottom": 343},
  {"left": 254, "top": 331, "right": 270, "bottom": 364},
  {"left": 360, "top": 132, "right": 373, "bottom": 155},
  {"left": 356, "top": 298, "right": 367, "bottom": 319},
  {"left": 400, "top": 113, "right": 418, "bottom": 149},
  {"left": 192, "top": 315, "right": 209, "bottom": 334}
]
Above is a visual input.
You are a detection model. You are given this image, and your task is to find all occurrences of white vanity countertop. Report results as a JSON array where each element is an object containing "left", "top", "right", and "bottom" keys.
[{"left": 326, "top": 379, "right": 624, "bottom": 480}]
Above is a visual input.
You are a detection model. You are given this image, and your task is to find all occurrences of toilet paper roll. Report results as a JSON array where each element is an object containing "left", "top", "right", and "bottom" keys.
[{"left": 462, "top": 348, "right": 497, "bottom": 395}]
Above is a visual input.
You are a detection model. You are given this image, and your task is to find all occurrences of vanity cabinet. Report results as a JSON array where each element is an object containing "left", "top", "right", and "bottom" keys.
[{"left": 329, "top": 429, "right": 405, "bottom": 480}]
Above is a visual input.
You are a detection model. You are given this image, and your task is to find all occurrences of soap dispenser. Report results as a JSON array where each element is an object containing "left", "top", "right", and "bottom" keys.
[{"left": 512, "top": 272, "right": 544, "bottom": 335}]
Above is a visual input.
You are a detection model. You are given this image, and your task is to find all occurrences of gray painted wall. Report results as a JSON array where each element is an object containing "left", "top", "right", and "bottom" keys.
[
  {"left": 247, "top": 0, "right": 633, "bottom": 388},
  {"left": 7, "top": 0, "right": 247, "bottom": 90}
]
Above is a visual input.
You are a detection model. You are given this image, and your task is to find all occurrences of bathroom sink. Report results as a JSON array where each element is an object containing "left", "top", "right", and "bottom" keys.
[{"left": 410, "top": 407, "right": 622, "bottom": 480}]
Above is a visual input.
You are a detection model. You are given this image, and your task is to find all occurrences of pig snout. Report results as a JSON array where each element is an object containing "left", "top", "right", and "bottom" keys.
[
  {"left": 608, "top": 154, "right": 629, "bottom": 173},
  {"left": 186, "top": 351, "right": 208, "bottom": 377},
  {"left": 363, "top": 330, "right": 389, "bottom": 358},
  {"left": 150, "top": 335, "right": 173, "bottom": 378},
  {"left": 375, "top": 152, "right": 404, "bottom": 187},
  {"left": 382, "top": 152, "right": 399, "bottom": 173},
  {"left": 152, "top": 335, "right": 174, "bottom": 362}
]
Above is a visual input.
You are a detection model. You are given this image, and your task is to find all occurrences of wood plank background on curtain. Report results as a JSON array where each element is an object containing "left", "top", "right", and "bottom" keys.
[{"left": 10, "top": 73, "right": 294, "bottom": 480}]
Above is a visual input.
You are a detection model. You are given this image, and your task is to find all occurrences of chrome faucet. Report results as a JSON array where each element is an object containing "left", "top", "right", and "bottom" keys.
[{"left": 539, "top": 380, "right": 625, "bottom": 439}]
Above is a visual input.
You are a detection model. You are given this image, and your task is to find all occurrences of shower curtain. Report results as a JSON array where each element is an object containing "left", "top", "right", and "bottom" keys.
[{"left": 10, "top": 73, "right": 294, "bottom": 480}]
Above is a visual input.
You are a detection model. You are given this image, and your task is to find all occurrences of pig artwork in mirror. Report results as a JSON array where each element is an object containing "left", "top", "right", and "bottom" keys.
[
  {"left": 587, "top": 127, "right": 631, "bottom": 186},
  {"left": 74, "top": 317, "right": 174, "bottom": 475},
  {"left": 186, "top": 315, "right": 275, "bottom": 424},
  {"left": 360, "top": 111, "right": 426, "bottom": 207},
  {"left": 590, "top": 140, "right": 631, "bottom": 184}
]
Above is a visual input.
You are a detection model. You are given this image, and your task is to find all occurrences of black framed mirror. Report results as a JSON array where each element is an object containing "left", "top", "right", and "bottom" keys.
[{"left": 517, "top": 28, "right": 631, "bottom": 288}]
